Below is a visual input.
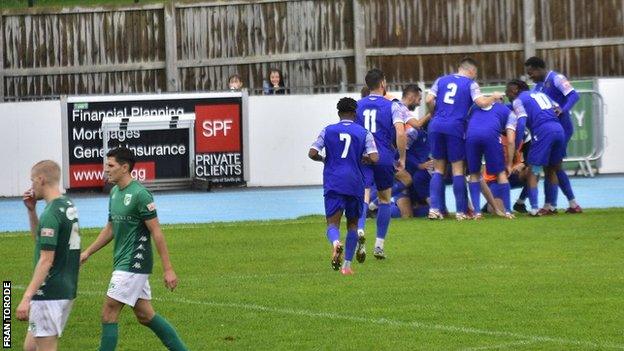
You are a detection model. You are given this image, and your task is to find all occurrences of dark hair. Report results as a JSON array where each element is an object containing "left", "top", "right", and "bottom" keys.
[
  {"left": 360, "top": 86, "right": 370, "bottom": 98},
  {"left": 402, "top": 84, "right": 422, "bottom": 98},
  {"left": 365, "top": 68, "right": 385, "bottom": 90},
  {"left": 268, "top": 68, "right": 285, "bottom": 87},
  {"left": 228, "top": 74, "right": 242, "bottom": 83},
  {"left": 459, "top": 57, "right": 479, "bottom": 69},
  {"left": 507, "top": 79, "right": 530, "bottom": 92},
  {"left": 106, "top": 147, "right": 136, "bottom": 172},
  {"left": 524, "top": 56, "right": 546, "bottom": 69},
  {"left": 337, "top": 97, "right": 357, "bottom": 113}
]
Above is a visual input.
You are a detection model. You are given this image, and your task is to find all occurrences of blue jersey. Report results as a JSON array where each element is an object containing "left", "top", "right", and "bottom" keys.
[
  {"left": 512, "top": 91, "right": 560, "bottom": 135},
  {"left": 534, "top": 70, "right": 575, "bottom": 133},
  {"left": 356, "top": 94, "right": 404, "bottom": 165},
  {"left": 429, "top": 74, "right": 483, "bottom": 138},
  {"left": 311, "top": 120, "right": 377, "bottom": 197},
  {"left": 406, "top": 128, "right": 430, "bottom": 167},
  {"left": 466, "top": 102, "right": 518, "bottom": 139}
]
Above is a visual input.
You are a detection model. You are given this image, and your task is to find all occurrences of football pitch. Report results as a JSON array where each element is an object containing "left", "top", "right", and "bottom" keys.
[{"left": 2, "top": 209, "right": 623, "bottom": 350}]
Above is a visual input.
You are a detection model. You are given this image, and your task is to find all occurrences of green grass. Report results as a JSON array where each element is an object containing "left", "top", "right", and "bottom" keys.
[{"left": 2, "top": 209, "right": 624, "bottom": 350}]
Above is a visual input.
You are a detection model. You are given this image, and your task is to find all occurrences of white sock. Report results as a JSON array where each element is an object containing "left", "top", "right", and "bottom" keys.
[
  {"left": 332, "top": 240, "right": 340, "bottom": 247},
  {"left": 569, "top": 199, "right": 578, "bottom": 208},
  {"left": 357, "top": 229, "right": 365, "bottom": 237},
  {"left": 375, "top": 238, "right": 384, "bottom": 249},
  {"left": 342, "top": 260, "right": 351, "bottom": 269}
]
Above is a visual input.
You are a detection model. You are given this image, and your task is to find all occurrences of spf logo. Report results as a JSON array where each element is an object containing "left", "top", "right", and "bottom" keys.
[{"left": 203, "top": 119, "right": 233, "bottom": 137}]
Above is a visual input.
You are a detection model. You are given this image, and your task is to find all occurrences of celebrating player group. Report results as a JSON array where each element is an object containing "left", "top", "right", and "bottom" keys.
[{"left": 310, "top": 56, "right": 582, "bottom": 274}]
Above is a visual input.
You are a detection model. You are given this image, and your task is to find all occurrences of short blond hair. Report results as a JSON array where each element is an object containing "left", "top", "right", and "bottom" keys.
[{"left": 32, "top": 160, "right": 61, "bottom": 185}]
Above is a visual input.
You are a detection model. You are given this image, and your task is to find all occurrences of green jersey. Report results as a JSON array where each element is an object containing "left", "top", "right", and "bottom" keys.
[
  {"left": 109, "top": 180, "right": 157, "bottom": 274},
  {"left": 33, "top": 195, "right": 81, "bottom": 301}
]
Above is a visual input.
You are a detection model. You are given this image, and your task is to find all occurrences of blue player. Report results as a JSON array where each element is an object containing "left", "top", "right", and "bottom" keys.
[
  {"left": 425, "top": 58, "right": 503, "bottom": 220},
  {"left": 465, "top": 102, "right": 518, "bottom": 219},
  {"left": 506, "top": 79, "right": 565, "bottom": 216},
  {"left": 309, "top": 97, "right": 378, "bottom": 275},
  {"left": 355, "top": 69, "right": 407, "bottom": 259},
  {"left": 525, "top": 56, "right": 582, "bottom": 214}
]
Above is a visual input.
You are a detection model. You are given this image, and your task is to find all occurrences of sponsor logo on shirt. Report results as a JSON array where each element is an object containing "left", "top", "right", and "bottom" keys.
[
  {"left": 137, "top": 244, "right": 145, "bottom": 251},
  {"left": 66, "top": 207, "right": 78, "bottom": 221},
  {"left": 40, "top": 228, "right": 54, "bottom": 237},
  {"left": 132, "top": 262, "right": 142, "bottom": 269},
  {"left": 146, "top": 202, "right": 156, "bottom": 212},
  {"left": 134, "top": 253, "right": 144, "bottom": 260},
  {"left": 139, "top": 236, "right": 148, "bottom": 242},
  {"left": 124, "top": 194, "right": 132, "bottom": 206}
]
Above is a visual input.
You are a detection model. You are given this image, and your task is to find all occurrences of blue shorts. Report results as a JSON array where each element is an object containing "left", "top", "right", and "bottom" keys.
[
  {"left": 362, "top": 165, "right": 374, "bottom": 188},
  {"left": 465, "top": 135, "right": 505, "bottom": 175},
  {"left": 410, "top": 169, "right": 431, "bottom": 203},
  {"left": 527, "top": 129, "right": 566, "bottom": 167},
  {"left": 324, "top": 191, "right": 363, "bottom": 219},
  {"left": 429, "top": 132, "right": 465, "bottom": 163},
  {"left": 372, "top": 164, "right": 395, "bottom": 191},
  {"left": 508, "top": 173, "right": 524, "bottom": 189}
]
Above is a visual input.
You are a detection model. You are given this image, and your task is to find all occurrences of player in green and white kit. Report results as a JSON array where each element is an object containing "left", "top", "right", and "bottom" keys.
[
  {"left": 17, "top": 160, "right": 80, "bottom": 351},
  {"left": 81, "top": 147, "right": 188, "bottom": 351}
]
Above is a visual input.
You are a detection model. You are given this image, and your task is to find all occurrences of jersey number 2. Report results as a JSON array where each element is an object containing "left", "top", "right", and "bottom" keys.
[
  {"left": 443, "top": 83, "right": 458, "bottom": 104},
  {"left": 339, "top": 133, "right": 352, "bottom": 158},
  {"left": 363, "top": 109, "right": 377, "bottom": 133}
]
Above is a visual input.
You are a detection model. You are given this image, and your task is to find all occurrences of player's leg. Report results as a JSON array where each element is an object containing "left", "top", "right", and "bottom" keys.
[
  {"left": 393, "top": 169, "right": 412, "bottom": 198},
  {"left": 484, "top": 137, "right": 512, "bottom": 217},
  {"left": 32, "top": 336, "right": 58, "bottom": 351},
  {"left": 99, "top": 296, "right": 125, "bottom": 351},
  {"left": 324, "top": 193, "right": 344, "bottom": 270},
  {"left": 465, "top": 137, "right": 483, "bottom": 218},
  {"left": 342, "top": 196, "right": 362, "bottom": 274},
  {"left": 428, "top": 131, "right": 447, "bottom": 219},
  {"left": 448, "top": 134, "right": 468, "bottom": 220},
  {"left": 526, "top": 134, "right": 551, "bottom": 216},
  {"left": 395, "top": 196, "right": 413, "bottom": 218},
  {"left": 358, "top": 165, "right": 374, "bottom": 236},
  {"left": 134, "top": 299, "right": 188, "bottom": 351},
  {"left": 559, "top": 132, "right": 582, "bottom": 213},
  {"left": 23, "top": 331, "right": 36, "bottom": 351}
]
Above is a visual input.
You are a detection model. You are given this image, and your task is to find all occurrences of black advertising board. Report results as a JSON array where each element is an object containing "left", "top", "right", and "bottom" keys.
[{"left": 61, "top": 92, "right": 247, "bottom": 189}]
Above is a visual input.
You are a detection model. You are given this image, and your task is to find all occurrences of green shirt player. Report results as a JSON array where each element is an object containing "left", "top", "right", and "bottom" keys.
[
  {"left": 81, "top": 147, "right": 188, "bottom": 351},
  {"left": 17, "top": 160, "right": 81, "bottom": 351}
]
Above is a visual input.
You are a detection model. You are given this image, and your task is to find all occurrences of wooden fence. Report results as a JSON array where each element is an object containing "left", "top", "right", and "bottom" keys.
[{"left": 1, "top": 0, "right": 623, "bottom": 101}]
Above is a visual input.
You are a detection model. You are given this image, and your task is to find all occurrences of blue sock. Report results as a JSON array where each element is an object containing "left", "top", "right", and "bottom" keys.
[
  {"left": 499, "top": 182, "right": 511, "bottom": 213},
  {"left": 344, "top": 229, "right": 357, "bottom": 262},
  {"left": 430, "top": 172, "right": 443, "bottom": 211},
  {"left": 548, "top": 181, "right": 559, "bottom": 207},
  {"left": 557, "top": 169, "right": 575, "bottom": 201},
  {"left": 413, "top": 206, "right": 430, "bottom": 217},
  {"left": 453, "top": 175, "right": 467, "bottom": 214},
  {"left": 391, "top": 181, "right": 407, "bottom": 197},
  {"left": 529, "top": 187, "right": 539, "bottom": 210},
  {"left": 357, "top": 202, "right": 368, "bottom": 231},
  {"left": 468, "top": 181, "right": 481, "bottom": 214},
  {"left": 326, "top": 224, "right": 339, "bottom": 244},
  {"left": 390, "top": 203, "right": 402, "bottom": 218},
  {"left": 376, "top": 203, "right": 391, "bottom": 239}
]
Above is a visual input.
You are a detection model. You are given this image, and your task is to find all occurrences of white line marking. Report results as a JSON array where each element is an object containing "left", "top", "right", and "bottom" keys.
[
  {"left": 12, "top": 285, "right": 624, "bottom": 350},
  {"left": 460, "top": 340, "right": 538, "bottom": 351}
]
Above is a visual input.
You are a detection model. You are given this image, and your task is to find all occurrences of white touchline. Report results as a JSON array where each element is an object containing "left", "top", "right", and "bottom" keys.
[
  {"left": 12, "top": 286, "right": 624, "bottom": 350},
  {"left": 459, "top": 339, "right": 538, "bottom": 351}
]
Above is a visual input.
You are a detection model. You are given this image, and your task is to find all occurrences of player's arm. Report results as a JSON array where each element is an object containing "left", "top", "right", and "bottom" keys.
[
  {"left": 479, "top": 179, "right": 505, "bottom": 217},
  {"left": 22, "top": 189, "right": 38, "bottom": 240},
  {"left": 80, "top": 222, "right": 113, "bottom": 265},
  {"left": 145, "top": 217, "right": 178, "bottom": 291},
  {"left": 362, "top": 131, "right": 379, "bottom": 164},
  {"left": 16, "top": 249, "right": 54, "bottom": 321},
  {"left": 391, "top": 102, "right": 407, "bottom": 170},
  {"left": 505, "top": 111, "right": 518, "bottom": 173},
  {"left": 406, "top": 112, "right": 432, "bottom": 129},
  {"left": 511, "top": 98, "right": 528, "bottom": 149},
  {"left": 425, "top": 79, "right": 439, "bottom": 113},
  {"left": 554, "top": 74, "right": 580, "bottom": 115},
  {"left": 308, "top": 128, "right": 326, "bottom": 163},
  {"left": 471, "top": 81, "right": 504, "bottom": 108}
]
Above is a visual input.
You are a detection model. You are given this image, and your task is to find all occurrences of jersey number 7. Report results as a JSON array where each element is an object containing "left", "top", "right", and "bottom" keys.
[{"left": 339, "top": 133, "right": 351, "bottom": 158}]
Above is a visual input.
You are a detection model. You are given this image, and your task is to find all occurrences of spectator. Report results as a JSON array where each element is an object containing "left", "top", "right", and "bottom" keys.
[
  {"left": 263, "top": 68, "right": 288, "bottom": 95},
  {"left": 228, "top": 74, "right": 243, "bottom": 91}
]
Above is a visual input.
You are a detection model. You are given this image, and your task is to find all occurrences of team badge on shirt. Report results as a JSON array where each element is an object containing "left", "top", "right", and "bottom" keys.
[
  {"left": 146, "top": 202, "right": 156, "bottom": 211},
  {"left": 124, "top": 194, "right": 132, "bottom": 206},
  {"left": 41, "top": 228, "right": 55, "bottom": 237}
]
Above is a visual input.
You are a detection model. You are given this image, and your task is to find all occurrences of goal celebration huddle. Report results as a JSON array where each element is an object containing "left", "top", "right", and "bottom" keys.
[{"left": 309, "top": 56, "right": 582, "bottom": 274}]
